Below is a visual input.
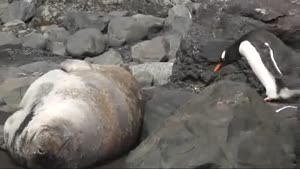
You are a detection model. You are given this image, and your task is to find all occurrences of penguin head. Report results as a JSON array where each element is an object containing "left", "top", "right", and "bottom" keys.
[
  {"left": 213, "top": 51, "right": 227, "bottom": 72},
  {"left": 214, "top": 43, "right": 243, "bottom": 72}
]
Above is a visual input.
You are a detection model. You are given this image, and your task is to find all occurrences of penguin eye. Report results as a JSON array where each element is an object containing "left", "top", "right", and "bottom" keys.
[{"left": 221, "top": 51, "right": 226, "bottom": 61}]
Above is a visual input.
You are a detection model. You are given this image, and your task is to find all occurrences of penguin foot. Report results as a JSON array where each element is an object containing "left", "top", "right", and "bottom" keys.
[{"left": 264, "top": 97, "right": 273, "bottom": 102}]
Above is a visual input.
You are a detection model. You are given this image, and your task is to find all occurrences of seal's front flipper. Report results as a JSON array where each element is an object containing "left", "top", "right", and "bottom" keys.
[
  {"left": 0, "top": 125, "right": 6, "bottom": 151},
  {"left": 60, "top": 59, "right": 92, "bottom": 72}
]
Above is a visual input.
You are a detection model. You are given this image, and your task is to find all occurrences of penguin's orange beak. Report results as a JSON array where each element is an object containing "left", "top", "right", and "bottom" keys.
[{"left": 214, "top": 63, "right": 223, "bottom": 72}]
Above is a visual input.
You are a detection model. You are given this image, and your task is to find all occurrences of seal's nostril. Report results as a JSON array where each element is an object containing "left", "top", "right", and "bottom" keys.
[
  {"left": 32, "top": 151, "right": 55, "bottom": 168},
  {"left": 32, "top": 148, "right": 51, "bottom": 162},
  {"left": 37, "top": 148, "right": 47, "bottom": 155}
]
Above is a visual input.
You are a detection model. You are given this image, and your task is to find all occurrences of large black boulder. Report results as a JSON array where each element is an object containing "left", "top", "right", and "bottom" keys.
[{"left": 126, "top": 80, "right": 295, "bottom": 168}]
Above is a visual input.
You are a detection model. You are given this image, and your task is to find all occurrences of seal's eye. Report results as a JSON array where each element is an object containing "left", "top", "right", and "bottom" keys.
[{"left": 37, "top": 148, "right": 47, "bottom": 155}]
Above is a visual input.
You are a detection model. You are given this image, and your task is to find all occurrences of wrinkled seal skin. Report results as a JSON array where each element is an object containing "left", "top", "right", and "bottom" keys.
[{"left": 2, "top": 59, "right": 144, "bottom": 169}]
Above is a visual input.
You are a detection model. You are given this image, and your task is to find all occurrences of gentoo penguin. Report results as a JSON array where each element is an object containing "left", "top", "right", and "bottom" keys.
[{"left": 214, "top": 29, "right": 300, "bottom": 102}]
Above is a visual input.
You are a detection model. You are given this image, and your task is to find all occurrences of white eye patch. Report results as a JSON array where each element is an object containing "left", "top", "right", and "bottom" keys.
[{"left": 221, "top": 51, "right": 226, "bottom": 60}]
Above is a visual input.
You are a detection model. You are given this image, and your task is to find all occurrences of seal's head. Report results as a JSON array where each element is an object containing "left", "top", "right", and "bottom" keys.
[{"left": 20, "top": 125, "right": 73, "bottom": 169}]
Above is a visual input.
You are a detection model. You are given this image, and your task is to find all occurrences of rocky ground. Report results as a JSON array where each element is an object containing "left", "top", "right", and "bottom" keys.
[{"left": 0, "top": 0, "right": 299, "bottom": 168}]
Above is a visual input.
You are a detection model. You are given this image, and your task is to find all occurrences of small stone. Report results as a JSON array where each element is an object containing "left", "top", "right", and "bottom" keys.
[
  {"left": 129, "top": 62, "right": 173, "bottom": 85},
  {"left": 66, "top": 28, "right": 106, "bottom": 59},
  {"left": 107, "top": 16, "right": 148, "bottom": 47},
  {"left": 1, "top": 19, "right": 26, "bottom": 32},
  {"left": 46, "top": 41, "right": 66, "bottom": 56},
  {"left": 17, "top": 28, "right": 36, "bottom": 38},
  {"left": 1, "top": 1, "right": 35, "bottom": 23},
  {"left": 102, "top": 10, "right": 129, "bottom": 24},
  {"left": 84, "top": 48, "right": 123, "bottom": 65},
  {"left": 165, "top": 5, "right": 192, "bottom": 36},
  {"left": 40, "top": 24, "right": 59, "bottom": 32},
  {"left": 22, "top": 33, "right": 47, "bottom": 49},
  {"left": 3, "top": 19, "right": 26, "bottom": 28},
  {"left": 163, "top": 33, "right": 182, "bottom": 61},
  {"left": 134, "top": 71, "right": 154, "bottom": 87},
  {"left": 42, "top": 25, "right": 70, "bottom": 43},
  {"left": 63, "top": 12, "right": 108, "bottom": 33},
  {"left": 0, "top": 31, "right": 21, "bottom": 47},
  {"left": 32, "top": 4, "right": 62, "bottom": 26},
  {"left": 131, "top": 36, "right": 169, "bottom": 63},
  {"left": 132, "top": 14, "right": 165, "bottom": 32}
]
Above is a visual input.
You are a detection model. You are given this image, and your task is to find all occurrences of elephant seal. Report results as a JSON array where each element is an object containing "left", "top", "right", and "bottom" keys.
[{"left": 1, "top": 59, "right": 144, "bottom": 169}]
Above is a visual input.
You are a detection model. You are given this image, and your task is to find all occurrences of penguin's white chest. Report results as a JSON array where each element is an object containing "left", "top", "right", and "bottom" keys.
[{"left": 238, "top": 40, "right": 278, "bottom": 98}]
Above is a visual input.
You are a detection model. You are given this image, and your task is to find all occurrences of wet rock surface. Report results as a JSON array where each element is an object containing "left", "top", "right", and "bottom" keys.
[{"left": 0, "top": 0, "right": 299, "bottom": 168}]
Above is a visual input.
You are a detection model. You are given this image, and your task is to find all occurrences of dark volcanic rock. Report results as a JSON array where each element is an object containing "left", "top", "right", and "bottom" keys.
[
  {"left": 0, "top": 46, "right": 69, "bottom": 68},
  {"left": 122, "top": 0, "right": 170, "bottom": 17},
  {"left": 126, "top": 80, "right": 295, "bottom": 168},
  {"left": 21, "top": 32, "right": 47, "bottom": 49},
  {"left": 0, "top": 32, "right": 21, "bottom": 47},
  {"left": 131, "top": 36, "right": 169, "bottom": 63},
  {"left": 164, "top": 4, "right": 192, "bottom": 37},
  {"left": 1, "top": 1, "right": 36, "bottom": 23},
  {"left": 134, "top": 71, "right": 154, "bottom": 88},
  {"left": 45, "top": 41, "right": 66, "bottom": 56},
  {"left": 132, "top": 14, "right": 165, "bottom": 33},
  {"left": 63, "top": 12, "right": 108, "bottom": 34},
  {"left": 130, "top": 62, "right": 174, "bottom": 86},
  {"left": 141, "top": 87, "right": 195, "bottom": 139},
  {"left": 84, "top": 48, "right": 124, "bottom": 65},
  {"left": 66, "top": 28, "right": 106, "bottom": 59},
  {"left": 194, "top": 0, "right": 299, "bottom": 47},
  {"left": 107, "top": 16, "right": 148, "bottom": 47},
  {"left": 42, "top": 25, "right": 70, "bottom": 43},
  {"left": 269, "top": 15, "right": 300, "bottom": 51}
]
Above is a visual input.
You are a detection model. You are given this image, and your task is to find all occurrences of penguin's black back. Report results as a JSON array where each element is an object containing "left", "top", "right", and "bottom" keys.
[{"left": 226, "top": 29, "right": 298, "bottom": 77}]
